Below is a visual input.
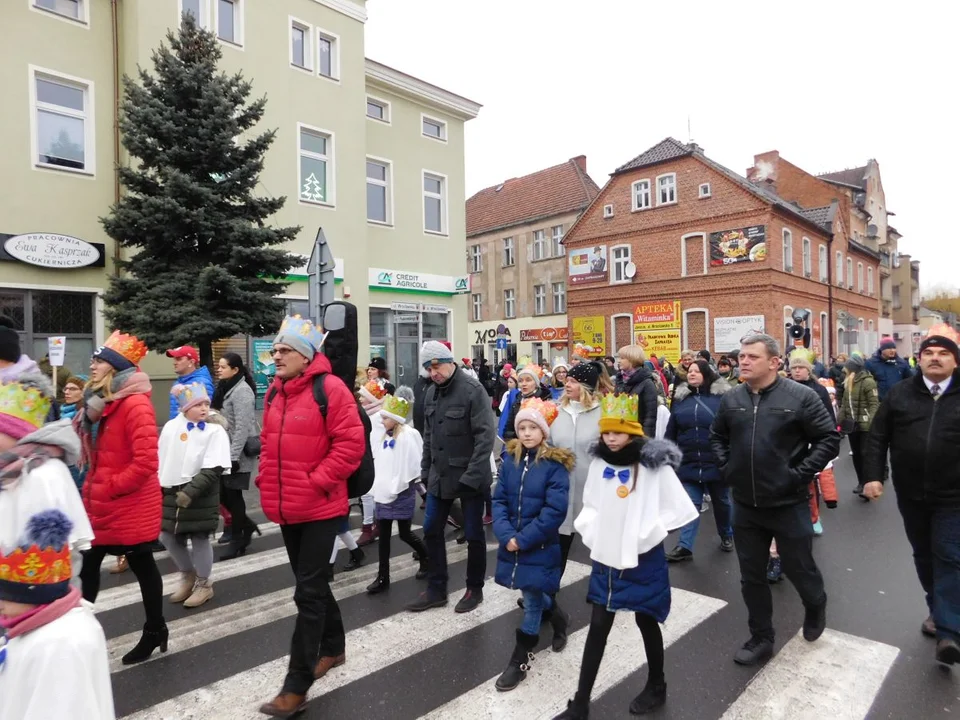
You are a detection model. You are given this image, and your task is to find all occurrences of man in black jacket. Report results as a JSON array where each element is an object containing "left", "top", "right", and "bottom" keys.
[
  {"left": 862, "top": 327, "right": 960, "bottom": 665},
  {"left": 711, "top": 334, "right": 840, "bottom": 666}
]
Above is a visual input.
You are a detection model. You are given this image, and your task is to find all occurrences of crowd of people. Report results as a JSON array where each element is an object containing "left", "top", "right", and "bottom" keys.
[{"left": 0, "top": 309, "right": 959, "bottom": 719}]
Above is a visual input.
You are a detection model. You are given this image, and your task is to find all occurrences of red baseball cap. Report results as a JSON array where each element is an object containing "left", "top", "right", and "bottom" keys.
[{"left": 166, "top": 346, "right": 199, "bottom": 362}]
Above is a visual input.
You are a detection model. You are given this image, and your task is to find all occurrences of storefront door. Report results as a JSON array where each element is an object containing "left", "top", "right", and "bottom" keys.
[{"left": 395, "top": 320, "right": 420, "bottom": 388}]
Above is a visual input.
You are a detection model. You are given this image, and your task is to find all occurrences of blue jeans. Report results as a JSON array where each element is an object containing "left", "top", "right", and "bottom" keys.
[
  {"left": 677, "top": 482, "right": 733, "bottom": 551},
  {"left": 520, "top": 589, "right": 553, "bottom": 635},
  {"left": 896, "top": 496, "right": 960, "bottom": 642},
  {"left": 423, "top": 492, "right": 486, "bottom": 594}
]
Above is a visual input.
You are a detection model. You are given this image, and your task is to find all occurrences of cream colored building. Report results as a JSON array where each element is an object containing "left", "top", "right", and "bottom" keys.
[{"left": 0, "top": 0, "right": 479, "bottom": 398}]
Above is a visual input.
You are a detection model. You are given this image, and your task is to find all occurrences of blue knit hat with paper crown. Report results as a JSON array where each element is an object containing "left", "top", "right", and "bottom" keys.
[
  {"left": 172, "top": 381, "right": 210, "bottom": 413},
  {"left": 274, "top": 315, "right": 325, "bottom": 360}
]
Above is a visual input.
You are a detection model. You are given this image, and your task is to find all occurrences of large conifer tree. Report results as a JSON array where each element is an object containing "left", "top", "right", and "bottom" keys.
[{"left": 101, "top": 15, "right": 299, "bottom": 366}]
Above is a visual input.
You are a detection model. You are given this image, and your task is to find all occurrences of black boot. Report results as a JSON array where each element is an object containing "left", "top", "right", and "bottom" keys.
[
  {"left": 549, "top": 600, "right": 570, "bottom": 652},
  {"left": 629, "top": 677, "right": 666, "bottom": 715},
  {"left": 495, "top": 629, "right": 538, "bottom": 692},
  {"left": 121, "top": 622, "right": 169, "bottom": 665},
  {"left": 343, "top": 547, "right": 365, "bottom": 571},
  {"left": 366, "top": 575, "right": 389, "bottom": 595},
  {"left": 220, "top": 525, "right": 254, "bottom": 561},
  {"left": 553, "top": 693, "right": 589, "bottom": 719},
  {"left": 416, "top": 555, "right": 429, "bottom": 580}
]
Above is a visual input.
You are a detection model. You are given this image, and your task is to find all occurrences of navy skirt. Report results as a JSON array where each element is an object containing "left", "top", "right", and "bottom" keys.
[{"left": 585, "top": 543, "right": 671, "bottom": 622}]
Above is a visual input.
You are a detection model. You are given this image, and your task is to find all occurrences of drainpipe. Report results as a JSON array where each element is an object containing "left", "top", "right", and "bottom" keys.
[
  {"left": 111, "top": 0, "right": 121, "bottom": 276},
  {"left": 825, "top": 200, "right": 839, "bottom": 359}
]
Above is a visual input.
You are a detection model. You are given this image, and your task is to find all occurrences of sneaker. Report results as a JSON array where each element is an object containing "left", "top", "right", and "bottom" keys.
[
  {"left": 455, "top": 588, "right": 484, "bottom": 613},
  {"left": 936, "top": 638, "right": 960, "bottom": 665},
  {"left": 719, "top": 537, "right": 734, "bottom": 553},
  {"left": 482, "top": 514, "right": 493, "bottom": 526},
  {"left": 703, "top": 493, "right": 712, "bottom": 503},
  {"left": 803, "top": 596, "right": 827, "bottom": 641},
  {"left": 812, "top": 520, "right": 823, "bottom": 536},
  {"left": 766, "top": 556, "right": 782, "bottom": 583},
  {"left": 665, "top": 546, "right": 693, "bottom": 563},
  {"left": 733, "top": 636, "right": 774, "bottom": 666},
  {"left": 406, "top": 590, "right": 448, "bottom": 613},
  {"left": 922, "top": 615, "right": 937, "bottom": 638}
]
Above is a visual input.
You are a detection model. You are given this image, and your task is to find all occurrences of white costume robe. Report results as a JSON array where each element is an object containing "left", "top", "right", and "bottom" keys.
[{"left": 372, "top": 428, "right": 423, "bottom": 505}]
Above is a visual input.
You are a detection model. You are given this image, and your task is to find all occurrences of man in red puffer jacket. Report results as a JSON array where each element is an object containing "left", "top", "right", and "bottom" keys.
[{"left": 256, "top": 316, "right": 364, "bottom": 718}]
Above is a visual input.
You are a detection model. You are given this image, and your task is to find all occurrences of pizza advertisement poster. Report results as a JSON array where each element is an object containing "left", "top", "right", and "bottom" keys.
[{"left": 709, "top": 225, "right": 766, "bottom": 267}]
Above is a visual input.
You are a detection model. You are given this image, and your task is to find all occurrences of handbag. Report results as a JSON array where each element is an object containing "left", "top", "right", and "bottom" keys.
[
  {"left": 242, "top": 416, "right": 263, "bottom": 457},
  {"left": 839, "top": 390, "right": 857, "bottom": 435}
]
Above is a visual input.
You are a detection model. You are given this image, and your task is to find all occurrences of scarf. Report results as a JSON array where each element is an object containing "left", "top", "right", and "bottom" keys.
[
  {"left": 0, "top": 585, "right": 82, "bottom": 640},
  {"left": 591, "top": 436, "right": 644, "bottom": 466},
  {"left": 211, "top": 372, "right": 243, "bottom": 411},
  {"left": 76, "top": 369, "right": 152, "bottom": 469},
  {"left": 0, "top": 442, "right": 65, "bottom": 489}
]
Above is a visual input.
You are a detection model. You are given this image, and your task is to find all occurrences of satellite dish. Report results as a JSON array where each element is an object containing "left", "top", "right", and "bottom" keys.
[{"left": 624, "top": 261, "right": 637, "bottom": 279}]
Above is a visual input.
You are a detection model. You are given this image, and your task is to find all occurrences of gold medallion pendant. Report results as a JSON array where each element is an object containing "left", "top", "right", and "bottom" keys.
[
  {"left": 179, "top": 432, "right": 189, "bottom": 442},
  {"left": 616, "top": 485, "right": 630, "bottom": 499}
]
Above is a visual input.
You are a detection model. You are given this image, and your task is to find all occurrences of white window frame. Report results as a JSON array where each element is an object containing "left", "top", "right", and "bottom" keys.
[
  {"left": 818, "top": 244, "right": 828, "bottom": 282},
  {"left": 782, "top": 229, "right": 793, "bottom": 272},
  {"left": 502, "top": 237, "right": 515, "bottom": 267},
  {"left": 297, "top": 122, "right": 335, "bottom": 208},
  {"left": 421, "top": 113, "right": 448, "bottom": 142},
  {"left": 857, "top": 262, "right": 864, "bottom": 293},
  {"left": 365, "top": 156, "right": 393, "bottom": 226},
  {"left": 422, "top": 170, "right": 448, "bottom": 236},
  {"left": 316, "top": 27, "right": 341, "bottom": 82},
  {"left": 631, "top": 179, "right": 651, "bottom": 211},
  {"left": 532, "top": 229, "right": 547, "bottom": 261},
  {"left": 867, "top": 266, "right": 874, "bottom": 295},
  {"left": 847, "top": 257, "right": 854, "bottom": 289},
  {"left": 835, "top": 250, "right": 844, "bottom": 286},
  {"left": 214, "top": 0, "right": 244, "bottom": 49},
  {"left": 611, "top": 244, "right": 632, "bottom": 284},
  {"left": 551, "top": 225, "right": 564, "bottom": 257},
  {"left": 699, "top": 183, "right": 712, "bottom": 198},
  {"left": 552, "top": 282, "right": 566, "bottom": 314},
  {"left": 178, "top": 0, "right": 208, "bottom": 28},
  {"left": 504, "top": 289, "right": 516, "bottom": 319},
  {"left": 31, "top": 0, "right": 89, "bottom": 26},
  {"left": 366, "top": 95, "right": 391, "bottom": 124},
  {"left": 29, "top": 65, "right": 96, "bottom": 176},
  {"left": 471, "top": 293, "right": 482, "bottom": 322},
  {"left": 680, "top": 232, "right": 708, "bottom": 277},
  {"left": 289, "top": 17, "right": 313, "bottom": 72},
  {"left": 656, "top": 172, "right": 677, "bottom": 206},
  {"left": 470, "top": 244, "right": 482, "bottom": 274},
  {"left": 802, "top": 236, "right": 812, "bottom": 277},
  {"left": 534, "top": 284, "right": 546, "bottom": 316}
]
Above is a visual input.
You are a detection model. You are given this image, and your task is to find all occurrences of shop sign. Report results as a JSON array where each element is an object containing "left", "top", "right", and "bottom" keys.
[
  {"left": 474, "top": 324, "right": 511, "bottom": 345},
  {"left": 634, "top": 329, "right": 681, "bottom": 363},
  {"left": 709, "top": 225, "right": 767, "bottom": 266},
  {"left": 571, "top": 317, "right": 606, "bottom": 356},
  {"left": 633, "top": 301, "right": 681, "bottom": 331},
  {"left": 519, "top": 327, "right": 570, "bottom": 342},
  {"left": 4, "top": 233, "right": 100, "bottom": 269},
  {"left": 713, "top": 315, "right": 765, "bottom": 353},
  {"left": 568, "top": 245, "right": 608, "bottom": 285},
  {"left": 369, "top": 268, "right": 470, "bottom": 295}
]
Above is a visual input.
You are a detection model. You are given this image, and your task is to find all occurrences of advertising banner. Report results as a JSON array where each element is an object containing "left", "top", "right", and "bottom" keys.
[
  {"left": 568, "top": 245, "right": 608, "bottom": 285},
  {"left": 633, "top": 301, "right": 681, "bottom": 330},
  {"left": 713, "top": 315, "right": 765, "bottom": 353},
  {"left": 709, "top": 225, "right": 767, "bottom": 267},
  {"left": 570, "top": 316, "right": 606, "bottom": 356},
  {"left": 634, "top": 329, "right": 682, "bottom": 363},
  {"left": 519, "top": 327, "right": 570, "bottom": 342},
  {"left": 251, "top": 339, "right": 275, "bottom": 400}
]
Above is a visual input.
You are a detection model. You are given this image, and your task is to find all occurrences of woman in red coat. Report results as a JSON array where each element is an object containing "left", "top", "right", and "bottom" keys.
[{"left": 77, "top": 331, "right": 166, "bottom": 665}]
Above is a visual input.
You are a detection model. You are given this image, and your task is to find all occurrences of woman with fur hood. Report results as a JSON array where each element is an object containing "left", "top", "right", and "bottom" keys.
[{"left": 664, "top": 359, "right": 733, "bottom": 562}]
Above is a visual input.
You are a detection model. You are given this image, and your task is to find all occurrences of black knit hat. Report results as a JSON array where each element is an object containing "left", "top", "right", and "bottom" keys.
[
  {"left": 368, "top": 356, "right": 387, "bottom": 372},
  {"left": 568, "top": 361, "right": 599, "bottom": 390},
  {"left": 0, "top": 316, "right": 21, "bottom": 364}
]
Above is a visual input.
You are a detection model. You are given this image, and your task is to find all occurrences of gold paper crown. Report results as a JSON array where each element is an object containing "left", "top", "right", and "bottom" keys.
[
  {"left": 519, "top": 397, "right": 559, "bottom": 427},
  {"left": 102, "top": 330, "right": 149, "bottom": 365},
  {"left": 600, "top": 393, "right": 640, "bottom": 424},
  {"left": 0, "top": 381, "right": 51, "bottom": 430},
  {"left": 278, "top": 315, "right": 325, "bottom": 349},
  {"left": 925, "top": 323, "right": 960, "bottom": 344},
  {"left": 788, "top": 348, "right": 817, "bottom": 365},
  {"left": 0, "top": 544, "right": 71, "bottom": 586},
  {"left": 518, "top": 363, "right": 542, "bottom": 380},
  {"left": 381, "top": 395, "right": 411, "bottom": 422}
]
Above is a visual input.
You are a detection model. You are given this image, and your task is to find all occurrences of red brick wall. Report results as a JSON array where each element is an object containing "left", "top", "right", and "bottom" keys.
[{"left": 614, "top": 316, "right": 631, "bottom": 352}]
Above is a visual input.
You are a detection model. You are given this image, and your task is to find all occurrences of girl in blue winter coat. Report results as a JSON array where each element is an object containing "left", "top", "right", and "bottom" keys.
[
  {"left": 554, "top": 394, "right": 697, "bottom": 720},
  {"left": 493, "top": 397, "right": 572, "bottom": 692}
]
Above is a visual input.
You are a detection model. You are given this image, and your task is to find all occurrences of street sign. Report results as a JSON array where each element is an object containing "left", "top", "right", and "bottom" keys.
[
  {"left": 393, "top": 314, "right": 419, "bottom": 323},
  {"left": 306, "top": 227, "right": 335, "bottom": 325},
  {"left": 496, "top": 338, "right": 508, "bottom": 350}
]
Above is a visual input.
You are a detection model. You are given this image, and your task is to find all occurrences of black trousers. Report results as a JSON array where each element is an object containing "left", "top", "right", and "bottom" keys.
[
  {"left": 560, "top": 532, "right": 576, "bottom": 578},
  {"left": 220, "top": 477, "right": 253, "bottom": 534},
  {"left": 280, "top": 517, "right": 345, "bottom": 695},
  {"left": 80, "top": 544, "right": 164, "bottom": 629},
  {"left": 848, "top": 431, "right": 867, "bottom": 486},
  {"left": 733, "top": 500, "right": 826, "bottom": 642},
  {"left": 378, "top": 518, "right": 428, "bottom": 578}
]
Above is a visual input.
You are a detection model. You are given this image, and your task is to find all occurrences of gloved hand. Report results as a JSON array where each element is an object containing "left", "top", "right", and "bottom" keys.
[
  {"left": 176, "top": 491, "right": 192, "bottom": 508},
  {"left": 231, "top": 461, "right": 240, "bottom": 474}
]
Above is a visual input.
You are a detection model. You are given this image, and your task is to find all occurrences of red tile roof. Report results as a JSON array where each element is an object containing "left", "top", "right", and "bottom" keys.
[{"left": 466, "top": 157, "right": 600, "bottom": 237}]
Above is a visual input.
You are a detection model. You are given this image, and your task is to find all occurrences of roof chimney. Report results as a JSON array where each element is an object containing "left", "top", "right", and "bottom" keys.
[{"left": 571, "top": 155, "right": 587, "bottom": 173}]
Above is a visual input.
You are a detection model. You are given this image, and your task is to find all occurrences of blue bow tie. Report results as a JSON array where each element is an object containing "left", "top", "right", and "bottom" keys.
[
  {"left": 603, "top": 467, "right": 631, "bottom": 483},
  {"left": 383, "top": 439, "right": 395, "bottom": 449},
  {"left": 0, "top": 637, "right": 7, "bottom": 670},
  {"left": 186, "top": 421, "right": 206, "bottom": 432}
]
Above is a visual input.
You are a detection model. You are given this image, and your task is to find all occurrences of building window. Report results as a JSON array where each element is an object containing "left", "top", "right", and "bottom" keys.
[
  {"left": 551, "top": 225, "right": 564, "bottom": 257},
  {"left": 290, "top": 19, "right": 311, "bottom": 70},
  {"left": 35, "top": 0, "right": 82, "bottom": 21},
  {"left": 893, "top": 285, "right": 901, "bottom": 309},
  {"left": 656, "top": 173, "right": 677, "bottom": 205},
  {"left": 835, "top": 250, "right": 843, "bottom": 286},
  {"left": 472, "top": 294, "right": 482, "bottom": 322},
  {"left": 423, "top": 172, "right": 447, "bottom": 235},
  {"left": 552, "top": 282, "right": 566, "bottom": 314},
  {"left": 847, "top": 257, "right": 854, "bottom": 288},
  {"left": 819, "top": 244, "right": 828, "bottom": 282},
  {"left": 0, "top": 290, "right": 95, "bottom": 371},
  {"left": 298, "top": 125, "right": 332, "bottom": 205},
  {"left": 366, "top": 97, "right": 390, "bottom": 122},
  {"left": 32, "top": 69, "right": 93, "bottom": 174},
  {"left": 502, "top": 237, "right": 515, "bottom": 267},
  {"left": 534, "top": 285, "right": 546, "bottom": 315},
  {"left": 782, "top": 229, "right": 793, "bottom": 272},
  {"left": 699, "top": 183, "right": 712, "bottom": 198},
  {"left": 216, "top": 0, "right": 242, "bottom": 46},
  {"left": 632, "top": 179, "right": 651, "bottom": 211},
  {"left": 366, "top": 159, "right": 391, "bottom": 224},
  {"left": 504, "top": 289, "right": 516, "bottom": 319},
  {"left": 180, "top": 0, "right": 208, "bottom": 26},
  {"left": 802, "top": 237, "right": 812, "bottom": 276},
  {"left": 857, "top": 262, "right": 864, "bottom": 293},
  {"left": 317, "top": 29, "right": 339, "bottom": 80},
  {"left": 470, "top": 244, "right": 482, "bottom": 274},
  {"left": 612, "top": 245, "right": 632, "bottom": 283},
  {"left": 422, "top": 115, "right": 447, "bottom": 141},
  {"left": 532, "top": 230, "right": 546, "bottom": 261},
  {"left": 867, "top": 266, "right": 874, "bottom": 294}
]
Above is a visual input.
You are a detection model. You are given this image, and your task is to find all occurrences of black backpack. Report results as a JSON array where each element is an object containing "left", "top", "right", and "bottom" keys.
[{"left": 266, "top": 373, "right": 375, "bottom": 499}]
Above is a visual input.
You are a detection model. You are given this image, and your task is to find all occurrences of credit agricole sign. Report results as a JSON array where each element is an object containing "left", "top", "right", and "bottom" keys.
[{"left": 369, "top": 267, "right": 470, "bottom": 295}]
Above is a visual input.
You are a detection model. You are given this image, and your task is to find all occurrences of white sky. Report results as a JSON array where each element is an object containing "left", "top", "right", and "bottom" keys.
[{"left": 365, "top": 0, "right": 959, "bottom": 293}]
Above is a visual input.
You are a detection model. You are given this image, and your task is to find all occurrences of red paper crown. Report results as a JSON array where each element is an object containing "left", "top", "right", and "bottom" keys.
[
  {"left": 0, "top": 544, "right": 72, "bottom": 587},
  {"left": 103, "top": 330, "right": 149, "bottom": 365}
]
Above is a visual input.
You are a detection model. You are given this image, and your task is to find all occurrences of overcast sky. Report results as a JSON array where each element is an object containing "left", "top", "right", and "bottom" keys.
[{"left": 365, "top": 0, "right": 958, "bottom": 293}]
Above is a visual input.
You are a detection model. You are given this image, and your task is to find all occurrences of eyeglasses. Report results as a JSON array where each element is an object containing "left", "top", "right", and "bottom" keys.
[{"left": 271, "top": 348, "right": 295, "bottom": 358}]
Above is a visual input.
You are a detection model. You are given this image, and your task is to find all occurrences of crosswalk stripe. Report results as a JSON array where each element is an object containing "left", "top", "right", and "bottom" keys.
[
  {"left": 107, "top": 538, "right": 494, "bottom": 674},
  {"left": 94, "top": 524, "right": 420, "bottom": 615},
  {"left": 719, "top": 628, "right": 899, "bottom": 720},
  {"left": 123, "top": 561, "right": 593, "bottom": 720},
  {"left": 418, "top": 587, "right": 727, "bottom": 719}
]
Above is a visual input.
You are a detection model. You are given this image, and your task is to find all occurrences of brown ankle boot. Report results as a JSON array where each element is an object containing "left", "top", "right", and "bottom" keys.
[
  {"left": 313, "top": 652, "right": 346, "bottom": 679},
  {"left": 357, "top": 524, "right": 376, "bottom": 546},
  {"left": 259, "top": 692, "right": 306, "bottom": 718}
]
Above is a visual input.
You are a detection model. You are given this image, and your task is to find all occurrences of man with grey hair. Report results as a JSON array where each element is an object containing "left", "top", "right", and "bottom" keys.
[
  {"left": 407, "top": 341, "right": 496, "bottom": 614},
  {"left": 711, "top": 333, "right": 840, "bottom": 666}
]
